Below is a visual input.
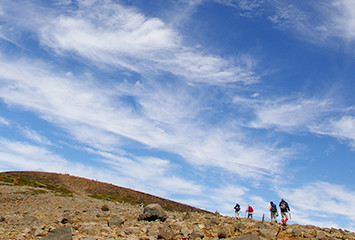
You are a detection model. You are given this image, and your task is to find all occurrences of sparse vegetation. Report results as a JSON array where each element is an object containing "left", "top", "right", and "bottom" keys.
[
  {"left": 0, "top": 173, "right": 73, "bottom": 197},
  {"left": 89, "top": 193, "right": 142, "bottom": 205}
]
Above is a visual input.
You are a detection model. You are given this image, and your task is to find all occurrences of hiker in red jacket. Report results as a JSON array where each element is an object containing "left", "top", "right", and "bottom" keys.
[{"left": 246, "top": 204, "right": 253, "bottom": 219}]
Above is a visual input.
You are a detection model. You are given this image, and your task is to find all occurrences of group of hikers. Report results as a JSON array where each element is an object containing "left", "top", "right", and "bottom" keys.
[{"left": 233, "top": 199, "right": 291, "bottom": 226}]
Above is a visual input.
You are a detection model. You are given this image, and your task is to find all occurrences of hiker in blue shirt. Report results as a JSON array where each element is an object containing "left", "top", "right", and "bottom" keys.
[{"left": 279, "top": 199, "right": 290, "bottom": 226}]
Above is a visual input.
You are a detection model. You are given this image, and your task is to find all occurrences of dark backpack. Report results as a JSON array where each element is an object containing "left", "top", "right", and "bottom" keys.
[
  {"left": 280, "top": 202, "right": 287, "bottom": 210},
  {"left": 234, "top": 204, "right": 240, "bottom": 211},
  {"left": 271, "top": 203, "right": 277, "bottom": 212}
]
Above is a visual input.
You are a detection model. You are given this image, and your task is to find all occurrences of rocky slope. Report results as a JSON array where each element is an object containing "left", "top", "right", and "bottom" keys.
[{"left": 0, "top": 171, "right": 354, "bottom": 240}]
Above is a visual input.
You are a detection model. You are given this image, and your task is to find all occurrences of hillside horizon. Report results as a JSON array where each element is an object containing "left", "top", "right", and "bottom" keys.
[
  {"left": 2, "top": 171, "right": 210, "bottom": 214},
  {"left": 1, "top": 170, "right": 355, "bottom": 239}
]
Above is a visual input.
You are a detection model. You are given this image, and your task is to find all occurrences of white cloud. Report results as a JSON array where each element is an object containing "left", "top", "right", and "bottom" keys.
[
  {"left": 188, "top": 184, "right": 249, "bottom": 215},
  {"left": 310, "top": 116, "right": 355, "bottom": 150},
  {"left": 18, "top": 126, "right": 52, "bottom": 145},
  {"left": 0, "top": 137, "right": 69, "bottom": 172},
  {"left": 266, "top": 0, "right": 355, "bottom": 45},
  {"left": 0, "top": 116, "right": 9, "bottom": 126},
  {"left": 236, "top": 95, "right": 355, "bottom": 150},
  {"left": 246, "top": 97, "right": 333, "bottom": 132},
  {"left": 328, "top": 0, "right": 355, "bottom": 41},
  {"left": 0, "top": 53, "right": 291, "bottom": 180},
  {"left": 87, "top": 149, "right": 203, "bottom": 197},
  {"left": 23, "top": 0, "right": 258, "bottom": 84},
  {"left": 279, "top": 181, "right": 355, "bottom": 228}
]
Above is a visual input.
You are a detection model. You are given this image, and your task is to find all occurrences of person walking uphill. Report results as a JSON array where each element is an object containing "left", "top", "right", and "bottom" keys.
[
  {"left": 246, "top": 204, "right": 253, "bottom": 219},
  {"left": 269, "top": 201, "right": 278, "bottom": 223},
  {"left": 234, "top": 203, "right": 241, "bottom": 219},
  {"left": 279, "top": 198, "right": 290, "bottom": 226}
]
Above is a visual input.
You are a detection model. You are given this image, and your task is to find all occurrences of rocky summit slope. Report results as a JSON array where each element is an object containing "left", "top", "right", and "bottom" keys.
[{"left": 0, "top": 172, "right": 354, "bottom": 240}]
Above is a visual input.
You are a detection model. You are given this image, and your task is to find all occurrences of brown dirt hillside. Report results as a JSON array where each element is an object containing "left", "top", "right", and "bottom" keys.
[
  {"left": 1, "top": 171, "right": 355, "bottom": 240},
  {"left": 3, "top": 171, "right": 210, "bottom": 214}
]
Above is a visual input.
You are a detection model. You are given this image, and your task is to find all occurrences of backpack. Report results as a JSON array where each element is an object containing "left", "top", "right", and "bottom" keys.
[
  {"left": 248, "top": 206, "right": 253, "bottom": 212},
  {"left": 280, "top": 202, "right": 286, "bottom": 210},
  {"left": 271, "top": 203, "right": 277, "bottom": 212},
  {"left": 234, "top": 204, "right": 240, "bottom": 211}
]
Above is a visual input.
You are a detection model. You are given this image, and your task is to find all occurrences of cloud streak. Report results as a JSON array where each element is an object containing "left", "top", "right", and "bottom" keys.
[
  {"left": 279, "top": 181, "right": 355, "bottom": 229},
  {"left": 30, "top": 0, "right": 257, "bottom": 85}
]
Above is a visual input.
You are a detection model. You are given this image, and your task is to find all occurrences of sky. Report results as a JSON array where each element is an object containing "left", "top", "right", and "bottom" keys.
[{"left": 0, "top": 0, "right": 354, "bottom": 231}]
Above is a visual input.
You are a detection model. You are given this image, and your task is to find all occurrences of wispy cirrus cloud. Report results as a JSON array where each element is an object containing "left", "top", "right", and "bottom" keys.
[
  {"left": 310, "top": 116, "right": 355, "bottom": 150},
  {"left": 0, "top": 53, "right": 289, "bottom": 179},
  {"left": 278, "top": 181, "right": 355, "bottom": 230},
  {"left": 0, "top": 137, "right": 69, "bottom": 172},
  {"left": 234, "top": 96, "right": 333, "bottom": 132},
  {"left": 234, "top": 95, "right": 355, "bottom": 151},
  {"left": 267, "top": 0, "right": 355, "bottom": 45},
  {"left": 0, "top": 116, "right": 9, "bottom": 126},
  {"left": 17, "top": 126, "right": 53, "bottom": 146},
  {"left": 0, "top": 0, "right": 258, "bottom": 85}
]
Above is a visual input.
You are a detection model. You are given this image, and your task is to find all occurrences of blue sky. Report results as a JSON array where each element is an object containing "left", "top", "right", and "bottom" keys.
[{"left": 0, "top": 0, "right": 355, "bottom": 230}]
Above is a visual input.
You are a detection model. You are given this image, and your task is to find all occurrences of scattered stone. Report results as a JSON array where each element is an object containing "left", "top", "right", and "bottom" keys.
[
  {"left": 316, "top": 231, "right": 328, "bottom": 240},
  {"left": 232, "top": 233, "right": 261, "bottom": 240},
  {"left": 190, "top": 225, "right": 204, "bottom": 239},
  {"left": 218, "top": 225, "right": 231, "bottom": 238},
  {"left": 139, "top": 203, "right": 167, "bottom": 222},
  {"left": 43, "top": 227, "right": 73, "bottom": 240},
  {"left": 158, "top": 225, "right": 174, "bottom": 239},
  {"left": 61, "top": 211, "right": 74, "bottom": 224},
  {"left": 101, "top": 204, "right": 109, "bottom": 211},
  {"left": 17, "top": 215, "right": 38, "bottom": 227},
  {"left": 108, "top": 216, "right": 124, "bottom": 227},
  {"left": 1, "top": 175, "right": 355, "bottom": 240},
  {"left": 291, "top": 228, "right": 303, "bottom": 237},
  {"left": 235, "top": 223, "right": 246, "bottom": 232}
]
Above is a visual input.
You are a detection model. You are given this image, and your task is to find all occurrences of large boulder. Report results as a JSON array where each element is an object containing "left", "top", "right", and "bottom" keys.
[{"left": 139, "top": 203, "right": 168, "bottom": 222}]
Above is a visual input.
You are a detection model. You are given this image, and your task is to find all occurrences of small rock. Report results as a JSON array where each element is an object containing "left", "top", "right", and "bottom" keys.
[
  {"left": 292, "top": 228, "right": 303, "bottom": 237},
  {"left": 316, "top": 231, "right": 328, "bottom": 240},
  {"left": 61, "top": 212, "right": 74, "bottom": 224},
  {"left": 218, "top": 225, "right": 231, "bottom": 238},
  {"left": 235, "top": 223, "right": 246, "bottom": 232},
  {"left": 101, "top": 204, "right": 110, "bottom": 211},
  {"left": 232, "top": 233, "right": 261, "bottom": 240},
  {"left": 190, "top": 225, "right": 204, "bottom": 239},
  {"left": 17, "top": 216, "right": 38, "bottom": 227},
  {"left": 210, "top": 217, "right": 220, "bottom": 225},
  {"left": 108, "top": 216, "right": 124, "bottom": 227},
  {"left": 43, "top": 227, "right": 73, "bottom": 240},
  {"left": 158, "top": 225, "right": 174, "bottom": 240}
]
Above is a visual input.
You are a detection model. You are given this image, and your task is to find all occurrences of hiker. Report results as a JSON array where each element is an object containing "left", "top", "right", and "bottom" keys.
[
  {"left": 234, "top": 203, "right": 241, "bottom": 218},
  {"left": 246, "top": 204, "right": 253, "bottom": 219},
  {"left": 269, "top": 201, "right": 278, "bottom": 223},
  {"left": 279, "top": 198, "right": 290, "bottom": 225}
]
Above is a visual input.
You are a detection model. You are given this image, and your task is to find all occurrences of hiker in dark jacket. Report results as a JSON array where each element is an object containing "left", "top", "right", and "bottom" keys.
[
  {"left": 234, "top": 203, "right": 241, "bottom": 219},
  {"left": 269, "top": 201, "right": 278, "bottom": 223},
  {"left": 279, "top": 199, "right": 290, "bottom": 225}
]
